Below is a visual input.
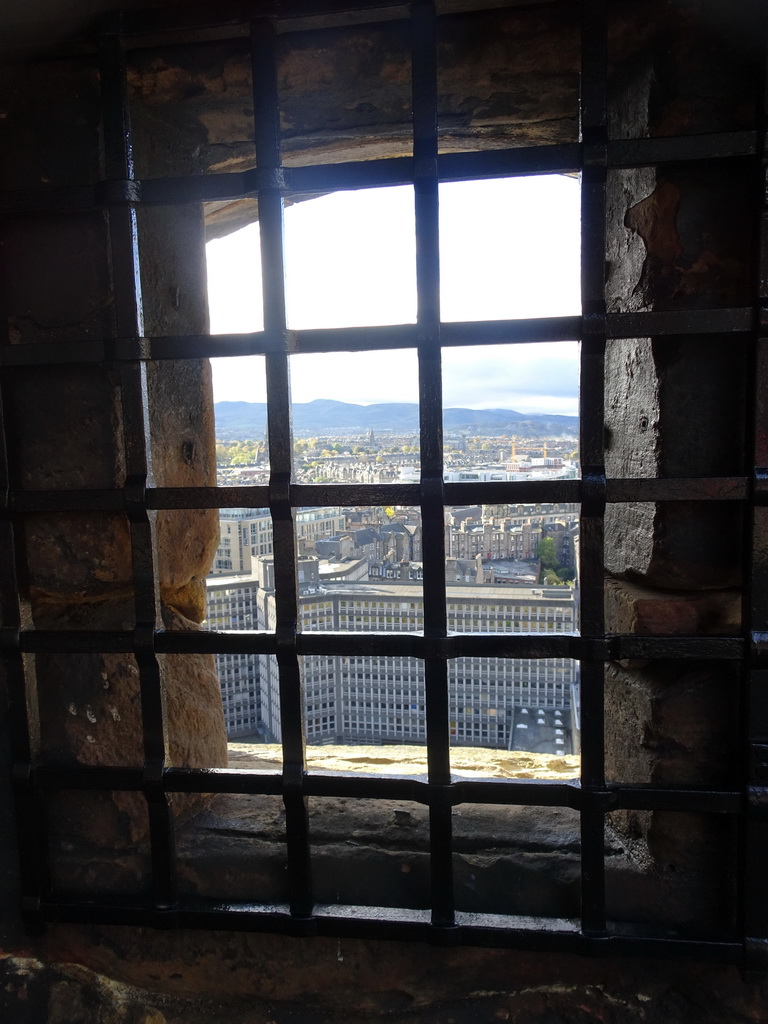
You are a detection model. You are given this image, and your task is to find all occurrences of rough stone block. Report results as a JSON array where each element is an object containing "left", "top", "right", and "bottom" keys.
[
  {"left": 10, "top": 366, "right": 126, "bottom": 492},
  {"left": 605, "top": 659, "right": 739, "bottom": 892},
  {"left": 605, "top": 660, "right": 739, "bottom": 787},
  {"left": 1, "top": 213, "right": 113, "bottom": 343},
  {"left": 604, "top": 501, "right": 743, "bottom": 590},
  {"left": 150, "top": 358, "right": 220, "bottom": 606},
  {"left": 0, "top": 56, "right": 101, "bottom": 189},
  {"left": 605, "top": 576, "right": 740, "bottom": 636},
  {"left": 36, "top": 606, "right": 227, "bottom": 847},
  {"left": 25, "top": 513, "right": 134, "bottom": 605},
  {"left": 605, "top": 334, "right": 747, "bottom": 590}
]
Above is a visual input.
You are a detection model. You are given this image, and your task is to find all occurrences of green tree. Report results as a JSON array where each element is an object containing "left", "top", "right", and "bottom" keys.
[{"left": 538, "top": 537, "right": 557, "bottom": 569}]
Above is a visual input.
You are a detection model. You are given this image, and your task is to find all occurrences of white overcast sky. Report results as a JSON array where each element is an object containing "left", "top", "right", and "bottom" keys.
[{"left": 205, "top": 175, "right": 581, "bottom": 415}]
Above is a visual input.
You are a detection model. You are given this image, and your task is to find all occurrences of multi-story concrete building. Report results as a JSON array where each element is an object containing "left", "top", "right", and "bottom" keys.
[
  {"left": 211, "top": 506, "right": 345, "bottom": 574},
  {"left": 205, "top": 575, "right": 262, "bottom": 737},
  {"left": 255, "top": 576, "right": 577, "bottom": 750}
]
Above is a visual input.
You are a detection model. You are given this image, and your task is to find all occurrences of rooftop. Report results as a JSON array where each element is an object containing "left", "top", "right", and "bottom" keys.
[{"left": 294, "top": 581, "right": 575, "bottom": 603}]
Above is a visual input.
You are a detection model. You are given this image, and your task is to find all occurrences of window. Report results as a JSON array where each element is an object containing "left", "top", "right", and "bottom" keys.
[{"left": 0, "top": 0, "right": 764, "bottom": 968}]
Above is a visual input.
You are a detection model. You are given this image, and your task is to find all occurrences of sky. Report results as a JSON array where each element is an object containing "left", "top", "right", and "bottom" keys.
[{"left": 205, "top": 175, "right": 581, "bottom": 415}]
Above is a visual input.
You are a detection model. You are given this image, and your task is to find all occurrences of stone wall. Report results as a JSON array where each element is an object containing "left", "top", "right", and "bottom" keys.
[{"left": 603, "top": 0, "right": 756, "bottom": 885}]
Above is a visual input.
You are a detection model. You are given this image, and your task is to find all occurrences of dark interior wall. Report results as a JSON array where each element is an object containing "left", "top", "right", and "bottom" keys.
[{"left": 1, "top": 1, "right": 768, "bottom": 1021}]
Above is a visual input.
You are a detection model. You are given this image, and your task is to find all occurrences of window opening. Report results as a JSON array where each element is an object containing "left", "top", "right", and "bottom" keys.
[
  {"left": 206, "top": 181, "right": 582, "bottom": 775},
  {"left": 438, "top": 176, "right": 581, "bottom": 323}
]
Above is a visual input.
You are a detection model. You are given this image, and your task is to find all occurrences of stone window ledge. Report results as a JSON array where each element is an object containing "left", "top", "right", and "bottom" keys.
[{"left": 47, "top": 745, "right": 734, "bottom": 939}]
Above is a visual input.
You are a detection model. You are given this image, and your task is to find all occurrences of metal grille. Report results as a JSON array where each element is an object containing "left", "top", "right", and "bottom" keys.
[{"left": 0, "top": 0, "right": 765, "bottom": 966}]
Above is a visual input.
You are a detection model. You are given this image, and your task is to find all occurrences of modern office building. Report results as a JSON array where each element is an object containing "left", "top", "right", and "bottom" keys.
[
  {"left": 205, "top": 575, "right": 262, "bottom": 737},
  {"left": 211, "top": 506, "right": 345, "bottom": 574},
  {"left": 255, "top": 575, "right": 578, "bottom": 750}
]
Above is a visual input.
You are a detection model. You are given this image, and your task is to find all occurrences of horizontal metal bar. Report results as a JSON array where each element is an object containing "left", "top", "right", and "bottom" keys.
[
  {"left": 15, "top": 629, "right": 744, "bottom": 662},
  {"left": 302, "top": 774, "right": 426, "bottom": 801},
  {"left": 35, "top": 897, "right": 744, "bottom": 962},
  {"left": 439, "top": 316, "right": 581, "bottom": 346},
  {"left": 32, "top": 764, "right": 144, "bottom": 791},
  {"left": 298, "top": 632, "right": 576, "bottom": 659},
  {"left": 171, "top": 769, "right": 424, "bottom": 800},
  {"left": 150, "top": 332, "right": 275, "bottom": 360},
  {"left": 606, "top": 307, "right": 755, "bottom": 337},
  {"left": 442, "top": 480, "right": 582, "bottom": 505},
  {"left": 287, "top": 157, "right": 416, "bottom": 194},
  {"left": 18, "top": 631, "right": 138, "bottom": 654},
  {"left": 0, "top": 320, "right": 578, "bottom": 367},
  {"left": 608, "top": 131, "right": 759, "bottom": 167},
  {"left": 2, "top": 128, "right": 758, "bottom": 218},
  {"left": 444, "top": 477, "right": 748, "bottom": 506},
  {"left": 0, "top": 337, "right": 150, "bottom": 367},
  {"left": 609, "top": 784, "right": 742, "bottom": 814},
  {"left": 147, "top": 486, "right": 271, "bottom": 510},
  {"left": 141, "top": 171, "right": 257, "bottom": 205},
  {"left": 165, "top": 767, "right": 283, "bottom": 795},
  {"left": 438, "top": 145, "right": 582, "bottom": 181},
  {"left": 4, "top": 475, "right": 749, "bottom": 515},
  {"left": 450, "top": 778, "right": 582, "bottom": 807},
  {"left": 158, "top": 630, "right": 278, "bottom": 655},
  {"left": 611, "top": 636, "right": 745, "bottom": 660},
  {"left": 0, "top": 146, "right": 579, "bottom": 218},
  {"left": 26, "top": 763, "right": 575, "bottom": 806},
  {"left": 27, "top": 760, "right": 744, "bottom": 818},
  {"left": 605, "top": 477, "right": 748, "bottom": 502},
  {"left": 11, "top": 490, "right": 127, "bottom": 512},
  {"left": 293, "top": 483, "right": 424, "bottom": 507},
  {"left": 455, "top": 780, "right": 742, "bottom": 813},
  {"left": 112, "top": 0, "right": 410, "bottom": 41},
  {"left": 289, "top": 317, "right": 582, "bottom": 354},
  {"left": 288, "top": 323, "right": 419, "bottom": 353},
  {"left": 0, "top": 307, "right": 753, "bottom": 370}
]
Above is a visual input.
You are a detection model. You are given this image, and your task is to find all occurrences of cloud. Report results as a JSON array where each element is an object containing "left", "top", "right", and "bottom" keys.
[
  {"left": 207, "top": 177, "right": 582, "bottom": 416},
  {"left": 441, "top": 342, "right": 579, "bottom": 412}
]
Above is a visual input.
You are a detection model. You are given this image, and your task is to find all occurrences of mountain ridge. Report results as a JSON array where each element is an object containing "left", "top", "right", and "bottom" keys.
[{"left": 215, "top": 399, "right": 578, "bottom": 439}]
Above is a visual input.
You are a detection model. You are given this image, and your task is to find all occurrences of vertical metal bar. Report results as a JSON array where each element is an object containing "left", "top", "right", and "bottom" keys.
[
  {"left": 578, "top": 0, "right": 608, "bottom": 937},
  {"left": 251, "top": 14, "right": 312, "bottom": 919},
  {"left": 0, "top": 379, "right": 50, "bottom": 928},
  {"left": 744, "top": 2, "right": 768, "bottom": 976},
  {"left": 99, "top": 28, "right": 176, "bottom": 911},
  {"left": 412, "top": 0, "right": 453, "bottom": 931}
]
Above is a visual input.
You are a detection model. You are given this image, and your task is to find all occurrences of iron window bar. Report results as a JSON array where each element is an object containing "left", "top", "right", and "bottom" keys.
[
  {"left": 0, "top": 0, "right": 764, "bottom": 966},
  {"left": 743, "top": 0, "right": 768, "bottom": 979},
  {"left": 99, "top": 28, "right": 179, "bottom": 913},
  {"left": 0, "top": 475, "right": 753, "bottom": 516},
  {"left": 251, "top": 12, "right": 315, "bottom": 920},
  {"left": 0, "top": 140, "right": 760, "bottom": 219},
  {"left": 0, "top": 309, "right": 757, "bottom": 374}
]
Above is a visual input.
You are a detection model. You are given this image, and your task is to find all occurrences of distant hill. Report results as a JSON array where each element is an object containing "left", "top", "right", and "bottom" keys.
[{"left": 214, "top": 399, "right": 578, "bottom": 440}]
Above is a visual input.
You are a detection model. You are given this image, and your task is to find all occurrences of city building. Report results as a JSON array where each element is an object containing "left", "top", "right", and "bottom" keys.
[
  {"left": 205, "top": 575, "right": 262, "bottom": 737},
  {"left": 255, "top": 574, "right": 578, "bottom": 750},
  {"left": 445, "top": 503, "right": 579, "bottom": 563},
  {"left": 208, "top": 504, "right": 580, "bottom": 740},
  {"left": 211, "top": 506, "right": 345, "bottom": 574}
]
